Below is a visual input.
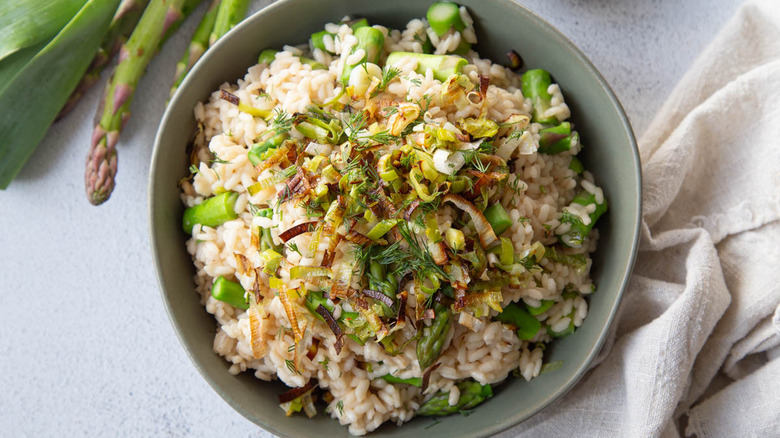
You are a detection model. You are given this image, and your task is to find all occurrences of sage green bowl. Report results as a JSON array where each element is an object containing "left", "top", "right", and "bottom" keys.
[{"left": 149, "top": 0, "right": 641, "bottom": 436}]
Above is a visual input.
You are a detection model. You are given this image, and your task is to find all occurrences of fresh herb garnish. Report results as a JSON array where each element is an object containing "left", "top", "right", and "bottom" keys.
[
  {"left": 319, "top": 358, "right": 330, "bottom": 371},
  {"left": 287, "top": 242, "right": 301, "bottom": 255},
  {"left": 284, "top": 359, "right": 300, "bottom": 375},
  {"left": 270, "top": 108, "right": 293, "bottom": 134}
]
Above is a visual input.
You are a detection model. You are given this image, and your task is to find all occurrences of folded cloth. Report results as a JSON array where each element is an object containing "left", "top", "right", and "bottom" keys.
[{"left": 501, "top": 0, "right": 780, "bottom": 436}]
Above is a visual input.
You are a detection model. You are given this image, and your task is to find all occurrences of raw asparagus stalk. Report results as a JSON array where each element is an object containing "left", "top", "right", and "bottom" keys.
[
  {"left": 417, "top": 380, "right": 493, "bottom": 416},
  {"left": 58, "top": 0, "right": 150, "bottom": 119},
  {"left": 85, "top": 0, "right": 187, "bottom": 205},
  {"left": 416, "top": 302, "right": 452, "bottom": 370},
  {"left": 60, "top": 0, "right": 199, "bottom": 119},
  {"left": 208, "top": 0, "right": 249, "bottom": 46},
  {"left": 169, "top": 0, "right": 220, "bottom": 99},
  {"left": 167, "top": 0, "right": 203, "bottom": 38}
]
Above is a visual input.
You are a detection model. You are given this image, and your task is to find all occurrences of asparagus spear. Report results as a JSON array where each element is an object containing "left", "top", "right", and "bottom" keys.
[
  {"left": 368, "top": 261, "right": 398, "bottom": 316},
  {"left": 169, "top": 0, "right": 220, "bottom": 99},
  {"left": 60, "top": 0, "right": 200, "bottom": 119},
  {"left": 58, "top": 0, "right": 150, "bottom": 119},
  {"left": 208, "top": 0, "right": 249, "bottom": 46},
  {"left": 380, "top": 374, "right": 422, "bottom": 387},
  {"left": 167, "top": 0, "right": 203, "bottom": 38},
  {"left": 417, "top": 302, "right": 452, "bottom": 370},
  {"left": 417, "top": 380, "right": 493, "bottom": 416},
  {"left": 85, "top": 0, "right": 188, "bottom": 205}
]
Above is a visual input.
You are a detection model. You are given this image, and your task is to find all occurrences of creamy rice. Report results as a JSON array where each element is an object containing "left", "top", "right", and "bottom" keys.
[{"left": 181, "top": 9, "right": 603, "bottom": 436}]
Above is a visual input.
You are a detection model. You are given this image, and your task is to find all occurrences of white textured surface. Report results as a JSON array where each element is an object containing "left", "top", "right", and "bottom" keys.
[{"left": 0, "top": 0, "right": 745, "bottom": 436}]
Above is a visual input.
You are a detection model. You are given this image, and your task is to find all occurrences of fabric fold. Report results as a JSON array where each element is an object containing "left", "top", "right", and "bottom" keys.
[{"left": 503, "top": 0, "right": 780, "bottom": 436}]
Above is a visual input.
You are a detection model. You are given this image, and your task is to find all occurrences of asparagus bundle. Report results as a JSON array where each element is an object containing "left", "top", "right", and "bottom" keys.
[
  {"left": 86, "top": 0, "right": 192, "bottom": 205},
  {"left": 58, "top": 0, "right": 150, "bottom": 119},
  {"left": 87, "top": 0, "right": 249, "bottom": 205},
  {"left": 61, "top": 0, "right": 205, "bottom": 119},
  {"left": 170, "top": 0, "right": 221, "bottom": 99},
  {"left": 209, "top": 0, "right": 250, "bottom": 46}
]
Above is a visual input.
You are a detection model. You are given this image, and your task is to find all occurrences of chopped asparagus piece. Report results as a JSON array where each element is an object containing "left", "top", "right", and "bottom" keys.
[
  {"left": 426, "top": 2, "right": 466, "bottom": 36},
  {"left": 211, "top": 276, "right": 249, "bottom": 309},
  {"left": 495, "top": 302, "right": 542, "bottom": 340},
  {"left": 340, "top": 26, "right": 384, "bottom": 83},
  {"left": 521, "top": 69, "right": 559, "bottom": 125},
  {"left": 182, "top": 192, "right": 239, "bottom": 234},
  {"left": 538, "top": 122, "right": 577, "bottom": 154},
  {"left": 385, "top": 52, "right": 467, "bottom": 82},
  {"left": 417, "top": 380, "right": 493, "bottom": 416}
]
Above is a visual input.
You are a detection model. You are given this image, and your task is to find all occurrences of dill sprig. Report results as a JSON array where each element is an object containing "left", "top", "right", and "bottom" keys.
[
  {"left": 284, "top": 358, "right": 300, "bottom": 375},
  {"left": 287, "top": 241, "right": 301, "bottom": 255},
  {"left": 356, "top": 222, "right": 449, "bottom": 281},
  {"left": 344, "top": 110, "right": 368, "bottom": 143},
  {"left": 402, "top": 75, "right": 422, "bottom": 87},
  {"left": 372, "top": 66, "right": 402, "bottom": 96},
  {"left": 270, "top": 108, "right": 293, "bottom": 134},
  {"left": 506, "top": 129, "right": 525, "bottom": 141}
]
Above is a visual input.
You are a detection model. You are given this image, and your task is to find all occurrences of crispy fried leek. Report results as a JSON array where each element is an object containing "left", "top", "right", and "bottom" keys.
[{"left": 248, "top": 299, "right": 268, "bottom": 358}]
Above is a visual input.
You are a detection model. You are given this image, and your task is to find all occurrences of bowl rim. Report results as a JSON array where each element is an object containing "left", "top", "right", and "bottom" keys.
[{"left": 149, "top": 0, "right": 642, "bottom": 436}]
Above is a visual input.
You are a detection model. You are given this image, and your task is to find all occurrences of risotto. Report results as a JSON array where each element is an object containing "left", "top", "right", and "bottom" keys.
[{"left": 179, "top": 2, "right": 606, "bottom": 435}]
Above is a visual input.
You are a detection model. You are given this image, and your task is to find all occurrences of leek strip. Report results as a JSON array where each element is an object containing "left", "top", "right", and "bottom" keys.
[
  {"left": 0, "top": 0, "right": 121, "bottom": 189},
  {"left": 0, "top": 0, "right": 87, "bottom": 62}
]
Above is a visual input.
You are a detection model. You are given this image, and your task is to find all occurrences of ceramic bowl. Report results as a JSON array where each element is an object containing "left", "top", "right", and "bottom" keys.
[{"left": 149, "top": 0, "right": 641, "bottom": 436}]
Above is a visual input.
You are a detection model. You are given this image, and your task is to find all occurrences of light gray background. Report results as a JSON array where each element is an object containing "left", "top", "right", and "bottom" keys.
[{"left": 0, "top": 0, "right": 746, "bottom": 436}]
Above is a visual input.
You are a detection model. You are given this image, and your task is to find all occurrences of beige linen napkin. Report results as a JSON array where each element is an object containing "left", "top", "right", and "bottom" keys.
[{"left": 502, "top": 0, "right": 780, "bottom": 436}]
